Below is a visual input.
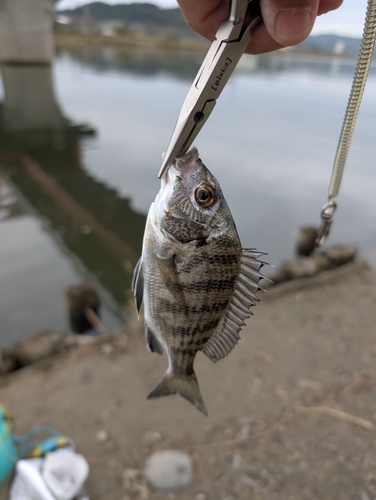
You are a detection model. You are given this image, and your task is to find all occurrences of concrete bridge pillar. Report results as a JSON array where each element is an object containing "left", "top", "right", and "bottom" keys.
[
  {"left": 1, "top": 65, "right": 65, "bottom": 133},
  {"left": 0, "top": 0, "right": 56, "bottom": 64}
]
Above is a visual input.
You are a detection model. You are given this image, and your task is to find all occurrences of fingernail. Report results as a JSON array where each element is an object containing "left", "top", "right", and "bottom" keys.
[{"left": 274, "top": 9, "right": 313, "bottom": 45}]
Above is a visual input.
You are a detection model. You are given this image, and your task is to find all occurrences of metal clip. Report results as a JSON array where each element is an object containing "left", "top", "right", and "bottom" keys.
[{"left": 315, "top": 199, "right": 337, "bottom": 248}]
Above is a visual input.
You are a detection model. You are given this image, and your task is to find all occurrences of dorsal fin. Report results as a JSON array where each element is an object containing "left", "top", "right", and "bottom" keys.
[{"left": 203, "top": 249, "right": 268, "bottom": 363}]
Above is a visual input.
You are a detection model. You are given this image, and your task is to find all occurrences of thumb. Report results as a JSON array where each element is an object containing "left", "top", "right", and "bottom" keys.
[{"left": 261, "top": 0, "right": 319, "bottom": 47}]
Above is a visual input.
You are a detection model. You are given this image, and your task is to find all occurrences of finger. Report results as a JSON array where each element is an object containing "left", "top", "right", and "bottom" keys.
[
  {"left": 245, "top": 0, "right": 344, "bottom": 54},
  {"left": 317, "top": 0, "right": 343, "bottom": 15},
  {"left": 261, "top": 0, "right": 320, "bottom": 47},
  {"left": 177, "top": 0, "right": 344, "bottom": 56},
  {"left": 177, "top": 0, "right": 230, "bottom": 41}
]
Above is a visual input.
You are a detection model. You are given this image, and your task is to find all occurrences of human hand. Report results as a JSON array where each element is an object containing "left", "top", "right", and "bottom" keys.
[{"left": 177, "top": 0, "right": 343, "bottom": 54}]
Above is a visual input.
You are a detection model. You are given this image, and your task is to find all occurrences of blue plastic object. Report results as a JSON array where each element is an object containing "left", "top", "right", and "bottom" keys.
[
  {"left": 31, "top": 436, "right": 70, "bottom": 457},
  {"left": 0, "top": 404, "right": 17, "bottom": 483}
]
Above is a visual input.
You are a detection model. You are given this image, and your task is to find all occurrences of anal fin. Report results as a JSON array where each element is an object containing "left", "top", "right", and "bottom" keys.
[{"left": 145, "top": 325, "right": 163, "bottom": 355}]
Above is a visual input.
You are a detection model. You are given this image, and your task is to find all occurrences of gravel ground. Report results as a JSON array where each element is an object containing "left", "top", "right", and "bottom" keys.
[{"left": 1, "top": 261, "right": 376, "bottom": 500}]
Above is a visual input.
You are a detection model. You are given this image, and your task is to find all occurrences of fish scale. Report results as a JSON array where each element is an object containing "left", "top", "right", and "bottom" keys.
[{"left": 132, "top": 147, "right": 266, "bottom": 415}]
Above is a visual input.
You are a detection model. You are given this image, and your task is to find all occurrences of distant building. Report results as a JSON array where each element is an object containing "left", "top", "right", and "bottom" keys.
[{"left": 333, "top": 40, "right": 346, "bottom": 55}]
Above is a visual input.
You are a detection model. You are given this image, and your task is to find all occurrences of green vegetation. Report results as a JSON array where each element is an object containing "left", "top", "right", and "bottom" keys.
[
  {"left": 164, "top": 31, "right": 181, "bottom": 43},
  {"left": 58, "top": 2, "right": 187, "bottom": 29},
  {"left": 115, "top": 24, "right": 136, "bottom": 37}
]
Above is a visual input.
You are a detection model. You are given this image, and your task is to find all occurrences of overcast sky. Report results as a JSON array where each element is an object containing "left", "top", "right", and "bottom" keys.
[{"left": 56, "top": 0, "right": 368, "bottom": 38}]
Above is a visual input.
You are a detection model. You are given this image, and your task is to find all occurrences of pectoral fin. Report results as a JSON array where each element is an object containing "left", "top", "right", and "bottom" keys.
[
  {"left": 132, "top": 257, "right": 144, "bottom": 313},
  {"left": 156, "top": 254, "right": 188, "bottom": 312},
  {"left": 203, "top": 249, "right": 268, "bottom": 363}
]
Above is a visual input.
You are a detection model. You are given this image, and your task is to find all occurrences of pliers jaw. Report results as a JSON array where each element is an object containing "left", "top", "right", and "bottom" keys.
[{"left": 158, "top": 0, "right": 262, "bottom": 179}]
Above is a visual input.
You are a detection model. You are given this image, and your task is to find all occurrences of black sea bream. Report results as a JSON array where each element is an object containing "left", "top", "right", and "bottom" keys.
[{"left": 132, "top": 148, "right": 266, "bottom": 415}]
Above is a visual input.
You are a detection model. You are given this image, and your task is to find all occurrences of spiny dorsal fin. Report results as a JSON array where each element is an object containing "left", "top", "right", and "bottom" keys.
[
  {"left": 132, "top": 257, "right": 144, "bottom": 314},
  {"left": 203, "top": 249, "right": 268, "bottom": 363}
]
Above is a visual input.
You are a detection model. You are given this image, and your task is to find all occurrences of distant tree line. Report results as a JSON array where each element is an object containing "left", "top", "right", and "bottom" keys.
[{"left": 58, "top": 2, "right": 187, "bottom": 28}]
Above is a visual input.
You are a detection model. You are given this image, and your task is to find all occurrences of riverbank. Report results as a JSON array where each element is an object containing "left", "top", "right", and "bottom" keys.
[
  {"left": 54, "top": 32, "right": 359, "bottom": 60},
  {"left": 54, "top": 31, "right": 210, "bottom": 51},
  {"left": 1, "top": 260, "right": 376, "bottom": 499}
]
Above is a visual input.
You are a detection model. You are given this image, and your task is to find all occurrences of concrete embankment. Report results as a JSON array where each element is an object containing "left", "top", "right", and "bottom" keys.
[{"left": 1, "top": 260, "right": 376, "bottom": 499}]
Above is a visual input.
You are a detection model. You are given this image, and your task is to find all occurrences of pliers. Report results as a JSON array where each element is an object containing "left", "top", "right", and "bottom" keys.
[{"left": 158, "top": 0, "right": 262, "bottom": 179}]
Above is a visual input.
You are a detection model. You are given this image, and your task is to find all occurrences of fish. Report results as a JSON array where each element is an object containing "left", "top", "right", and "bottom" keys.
[{"left": 132, "top": 147, "right": 266, "bottom": 415}]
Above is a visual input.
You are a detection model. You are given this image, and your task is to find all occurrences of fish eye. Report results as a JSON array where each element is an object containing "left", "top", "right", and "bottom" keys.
[{"left": 194, "top": 184, "right": 216, "bottom": 208}]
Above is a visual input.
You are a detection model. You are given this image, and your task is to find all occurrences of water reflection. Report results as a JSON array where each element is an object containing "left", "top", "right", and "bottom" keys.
[
  {"left": 55, "top": 44, "right": 369, "bottom": 82},
  {"left": 0, "top": 63, "right": 146, "bottom": 347},
  {"left": 1, "top": 45, "right": 375, "bottom": 349},
  {"left": 55, "top": 45, "right": 207, "bottom": 80}
]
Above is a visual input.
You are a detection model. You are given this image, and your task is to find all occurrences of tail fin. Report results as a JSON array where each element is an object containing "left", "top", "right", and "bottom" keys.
[{"left": 147, "top": 370, "right": 208, "bottom": 416}]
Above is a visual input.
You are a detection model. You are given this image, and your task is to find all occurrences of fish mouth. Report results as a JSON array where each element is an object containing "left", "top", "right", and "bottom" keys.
[{"left": 171, "top": 147, "right": 199, "bottom": 183}]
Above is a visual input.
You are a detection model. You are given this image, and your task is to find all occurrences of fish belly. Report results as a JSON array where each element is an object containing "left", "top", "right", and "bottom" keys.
[{"left": 147, "top": 235, "right": 241, "bottom": 366}]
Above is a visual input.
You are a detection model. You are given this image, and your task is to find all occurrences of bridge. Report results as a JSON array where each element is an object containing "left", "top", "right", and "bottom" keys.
[
  {"left": 0, "top": 2, "right": 147, "bottom": 321},
  {"left": 0, "top": 0, "right": 57, "bottom": 64},
  {"left": 0, "top": 65, "right": 145, "bottom": 321}
]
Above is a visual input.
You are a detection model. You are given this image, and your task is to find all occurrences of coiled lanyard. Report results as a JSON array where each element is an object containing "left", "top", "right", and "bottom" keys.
[{"left": 316, "top": 0, "right": 376, "bottom": 247}]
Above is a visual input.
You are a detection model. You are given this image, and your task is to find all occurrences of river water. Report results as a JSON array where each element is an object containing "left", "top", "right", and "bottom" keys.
[{"left": 1, "top": 45, "right": 375, "bottom": 348}]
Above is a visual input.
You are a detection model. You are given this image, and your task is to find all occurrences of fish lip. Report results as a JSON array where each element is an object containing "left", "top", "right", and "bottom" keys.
[{"left": 171, "top": 147, "right": 200, "bottom": 183}]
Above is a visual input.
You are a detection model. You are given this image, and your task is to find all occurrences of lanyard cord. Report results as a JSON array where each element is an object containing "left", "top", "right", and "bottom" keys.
[{"left": 316, "top": 0, "right": 376, "bottom": 247}]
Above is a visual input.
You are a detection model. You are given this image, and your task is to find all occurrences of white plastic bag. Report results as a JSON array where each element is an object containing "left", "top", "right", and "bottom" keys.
[
  {"left": 42, "top": 449, "right": 89, "bottom": 500},
  {"left": 9, "top": 449, "right": 89, "bottom": 500},
  {"left": 9, "top": 458, "right": 55, "bottom": 500}
]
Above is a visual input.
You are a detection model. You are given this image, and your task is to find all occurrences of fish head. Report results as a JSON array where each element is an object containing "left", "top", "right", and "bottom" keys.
[{"left": 154, "top": 147, "right": 236, "bottom": 244}]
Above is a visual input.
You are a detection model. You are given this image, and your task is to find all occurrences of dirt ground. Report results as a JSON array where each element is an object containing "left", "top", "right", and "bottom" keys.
[{"left": 1, "top": 260, "right": 376, "bottom": 500}]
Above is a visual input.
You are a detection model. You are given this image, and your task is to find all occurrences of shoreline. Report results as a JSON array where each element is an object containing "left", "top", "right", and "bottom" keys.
[
  {"left": 0, "top": 257, "right": 369, "bottom": 378},
  {"left": 54, "top": 32, "right": 210, "bottom": 51},
  {"left": 54, "top": 32, "right": 359, "bottom": 60}
]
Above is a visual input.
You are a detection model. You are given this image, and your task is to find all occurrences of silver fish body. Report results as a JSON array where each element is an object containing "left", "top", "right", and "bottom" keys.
[{"left": 132, "top": 148, "right": 266, "bottom": 415}]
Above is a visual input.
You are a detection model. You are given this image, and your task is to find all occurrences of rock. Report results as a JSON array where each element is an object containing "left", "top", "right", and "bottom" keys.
[
  {"left": 276, "top": 244, "right": 357, "bottom": 284},
  {"left": 0, "top": 348, "right": 16, "bottom": 375},
  {"left": 311, "top": 253, "right": 332, "bottom": 272},
  {"left": 0, "top": 358, "right": 16, "bottom": 376},
  {"left": 322, "top": 244, "right": 357, "bottom": 266},
  {"left": 13, "top": 330, "right": 64, "bottom": 367},
  {"left": 296, "top": 226, "right": 318, "bottom": 256},
  {"left": 279, "top": 257, "right": 319, "bottom": 281},
  {"left": 64, "top": 335, "right": 97, "bottom": 348},
  {"left": 143, "top": 431, "right": 162, "bottom": 447},
  {"left": 144, "top": 450, "right": 193, "bottom": 491},
  {"left": 122, "top": 468, "right": 141, "bottom": 490},
  {"left": 96, "top": 430, "right": 108, "bottom": 443},
  {"left": 66, "top": 283, "right": 101, "bottom": 334},
  {"left": 101, "top": 344, "right": 113, "bottom": 356}
]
